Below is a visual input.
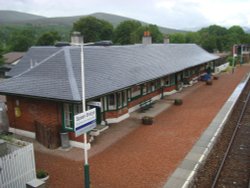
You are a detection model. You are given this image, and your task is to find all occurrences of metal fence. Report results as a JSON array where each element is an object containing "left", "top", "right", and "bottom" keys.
[{"left": 0, "top": 141, "right": 36, "bottom": 188}]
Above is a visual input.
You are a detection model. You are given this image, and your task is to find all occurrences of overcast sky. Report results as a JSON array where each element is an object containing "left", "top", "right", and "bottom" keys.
[{"left": 0, "top": 0, "right": 249, "bottom": 30}]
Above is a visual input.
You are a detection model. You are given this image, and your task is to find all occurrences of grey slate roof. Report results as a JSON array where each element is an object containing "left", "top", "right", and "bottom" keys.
[
  {"left": 0, "top": 44, "right": 219, "bottom": 102},
  {"left": 7, "top": 47, "right": 61, "bottom": 77}
]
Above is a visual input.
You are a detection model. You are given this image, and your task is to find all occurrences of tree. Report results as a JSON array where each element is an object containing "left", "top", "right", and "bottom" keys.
[
  {"left": 36, "top": 31, "right": 61, "bottom": 46},
  {"left": 198, "top": 25, "right": 228, "bottom": 52},
  {"left": 200, "top": 35, "right": 217, "bottom": 52},
  {"left": 185, "top": 32, "right": 201, "bottom": 44},
  {"left": 169, "top": 33, "right": 186, "bottom": 43},
  {"left": 73, "top": 16, "right": 113, "bottom": 43},
  {"left": 9, "top": 29, "right": 36, "bottom": 51},
  {"left": 199, "top": 25, "right": 228, "bottom": 36},
  {"left": 228, "top": 25, "right": 244, "bottom": 36},
  {"left": 114, "top": 20, "right": 142, "bottom": 44},
  {"left": 0, "top": 46, "right": 5, "bottom": 65}
]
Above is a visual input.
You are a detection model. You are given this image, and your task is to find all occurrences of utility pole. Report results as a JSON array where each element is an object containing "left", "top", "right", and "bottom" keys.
[
  {"left": 240, "top": 44, "right": 243, "bottom": 65},
  {"left": 232, "top": 45, "right": 236, "bottom": 73}
]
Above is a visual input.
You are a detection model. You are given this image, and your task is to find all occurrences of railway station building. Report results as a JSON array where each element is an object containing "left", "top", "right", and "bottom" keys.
[{"left": 0, "top": 37, "right": 221, "bottom": 147}]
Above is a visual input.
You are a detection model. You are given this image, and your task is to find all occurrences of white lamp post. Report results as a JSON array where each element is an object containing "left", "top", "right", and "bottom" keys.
[{"left": 71, "top": 31, "right": 91, "bottom": 188}]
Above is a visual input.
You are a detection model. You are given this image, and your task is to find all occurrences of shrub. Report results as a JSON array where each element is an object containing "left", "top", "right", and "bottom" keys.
[{"left": 36, "top": 169, "right": 48, "bottom": 179}]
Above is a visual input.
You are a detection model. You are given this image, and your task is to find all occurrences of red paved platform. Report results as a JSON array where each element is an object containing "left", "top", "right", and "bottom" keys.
[{"left": 35, "top": 64, "right": 250, "bottom": 188}]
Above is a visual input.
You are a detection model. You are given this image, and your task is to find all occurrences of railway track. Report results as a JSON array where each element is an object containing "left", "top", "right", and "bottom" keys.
[
  {"left": 212, "top": 90, "right": 250, "bottom": 187},
  {"left": 192, "top": 79, "right": 250, "bottom": 188}
]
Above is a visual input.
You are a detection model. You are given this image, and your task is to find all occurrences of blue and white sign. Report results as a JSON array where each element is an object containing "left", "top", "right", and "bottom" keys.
[{"left": 74, "top": 108, "right": 96, "bottom": 137}]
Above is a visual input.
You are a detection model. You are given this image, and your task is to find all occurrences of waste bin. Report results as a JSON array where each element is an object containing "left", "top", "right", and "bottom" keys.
[{"left": 60, "top": 130, "right": 70, "bottom": 149}]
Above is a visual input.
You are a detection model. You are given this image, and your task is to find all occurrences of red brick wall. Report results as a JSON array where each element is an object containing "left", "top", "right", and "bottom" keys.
[
  {"left": 68, "top": 132, "right": 85, "bottom": 142},
  {"left": 163, "top": 85, "right": 176, "bottom": 92},
  {"left": 128, "top": 89, "right": 161, "bottom": 109},
  {"left": 105, "top": 107, "right": 129, "bottom": 119},
  {"left": 7, "top": 96, "right": 62, "bottom": 132}
]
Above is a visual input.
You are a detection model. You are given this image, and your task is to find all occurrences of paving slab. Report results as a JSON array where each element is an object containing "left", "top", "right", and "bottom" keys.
[
  {"left": 185, "top": 152, "right": 203, "bottom": 162},
  {"left": 189, "top": 145, "right": 207, "bottom": 155},
  {"left": 171, "top": 168, "right": 192, "bottom": 180},
  {"left": 163, "top": 177, "right": 185, "bottom": 188},
  {"left": 179, "top": 159, "right": 199, "bottom": 170}
]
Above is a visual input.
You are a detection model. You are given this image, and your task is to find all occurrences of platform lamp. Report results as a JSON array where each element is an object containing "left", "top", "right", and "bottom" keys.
[{"left": 71, "top": 31, "right": 91, "bottom": 188}]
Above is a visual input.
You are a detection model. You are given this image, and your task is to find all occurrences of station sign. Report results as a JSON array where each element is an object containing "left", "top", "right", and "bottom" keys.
[{"left": 74, "top": 108, "right": 96, "bottom": 137}]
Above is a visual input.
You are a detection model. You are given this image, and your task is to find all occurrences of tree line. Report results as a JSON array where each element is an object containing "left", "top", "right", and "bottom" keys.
[{"left": 1, "top": 16, "right": 250, "bottom": 57}]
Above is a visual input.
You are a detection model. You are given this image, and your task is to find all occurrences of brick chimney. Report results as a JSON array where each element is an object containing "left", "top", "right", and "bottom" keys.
[
  {"left": 142, "top": 31, "right": 152, "bottom": 45},
  {"left": 71, "top": 31, "right": 83, "bottom": 45}
]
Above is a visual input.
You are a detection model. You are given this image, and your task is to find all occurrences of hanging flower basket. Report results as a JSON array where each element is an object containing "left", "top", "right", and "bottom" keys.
[{"left": 142, "top": 116, "right": 154, "bottom": 125}]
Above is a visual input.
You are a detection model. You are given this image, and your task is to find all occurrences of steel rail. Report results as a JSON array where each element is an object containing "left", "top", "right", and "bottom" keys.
[{"left": 211, "top": 91, "right": 250, "bottom": 188}]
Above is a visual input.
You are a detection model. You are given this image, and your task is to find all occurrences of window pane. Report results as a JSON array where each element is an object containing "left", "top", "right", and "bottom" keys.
[
  {"left": 74, "top": 104, "right": 82, "bottom": 115},
  {"left": 123, "top": 91, "right": 127, "bottom": 106},
  {"left": 117, "top": 92, "right": 122, "bottom": 109},
  {"left": 108, "top": 94, "right": 116, "bottom": 110},
  {"left": 164, "top": 76, "right": 170, "bottom": 86},
  {"left": 155, "top": 79, "right": 161, "bottom": 89},
  {"left": 127, "top": 89, "right": 131, "bottom": 102},
  {"left": 64, "top": 103, "right": 73, "bottom": 129},
  {"left": 142, "top": 84, "right": 147, "bottom": 95},
  {"left": 170, "top": 74, "right": 175, "bottom": 85},
  {"left": 131, "top": 85, "right": 141, "bottom": 98}
]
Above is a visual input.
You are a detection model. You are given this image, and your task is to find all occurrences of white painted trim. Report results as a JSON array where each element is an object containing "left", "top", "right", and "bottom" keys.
[
  {"left": 163, "top": 89, "right": 177, "bottom": 96},
  {"left": 106, "top": 113, "right": 130, "bottom": 124},
  {"left": 128, "top": 104, "right": 140, "bottom": 113},
  {"left": 192, "top": 76, "right": 199, "bottom": 82},
  {"left": 151, "top": 94, "right": 161, "bottom": 101},
  {"left": 9, "top": 127, "right": 36, "bottom": 139},
  {"left": 69, "top": 140, "right": 84, "bottom": 148},
  {"left": 215, "top": 62, "right": 229, "bottom": 74}
]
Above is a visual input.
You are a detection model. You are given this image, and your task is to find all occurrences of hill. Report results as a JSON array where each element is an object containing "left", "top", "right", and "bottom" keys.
[
  {"left": 0, "top": 10, "right": 45, "bottom": 24},
  {"left": 0, "top": 11, "right": 186, "bottom": 34}
]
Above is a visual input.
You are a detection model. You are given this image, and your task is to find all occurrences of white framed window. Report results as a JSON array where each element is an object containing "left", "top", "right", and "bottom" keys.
[
  {"left": 170, "top": 74, "right": 175, "bottom": 85},
  {"left": 108, "top": 93, "right": 116, "bottom": 110},
  {"left": 127, "top": 89, "right": 131, "bottom": 102},
  {"left": 131, "top": 85, "right": 141, "bottom": 98},
  {"left": 63, "top": 103, "right": 82, "bottom": 130},
  {"left": 142, "top": 84, "right": 147, "bottom": 95},
  {"left": 155, "top": 79, "right": 161, "bottom": 89},
  {"left": 117, "top": 91, "right": 128, "bottom": 109},
  {"left": 151, "top": 83, "right": 155, "bottom": 92},
  {"left": 117, "top": 92, "right": 122, "bottom": 109},
  {"left": 183, "top": 70, "right": 190, "bottom": 78},
  {"left": 164, "top": 76, "right": 170, "bottom": 86},
  {"left": 63, "top": 103, "right": 72, "bottom": 129},
  {"left": 122, "top": 91, "right": 127, "bottom": 106}
]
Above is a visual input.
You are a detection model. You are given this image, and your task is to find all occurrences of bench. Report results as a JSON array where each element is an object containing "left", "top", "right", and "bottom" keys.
[{"left": 139, "top": 99, "right": 153, "bottom": 112}]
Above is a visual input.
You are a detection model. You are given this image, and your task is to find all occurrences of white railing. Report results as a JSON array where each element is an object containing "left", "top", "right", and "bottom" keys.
[
  {"left": 0, "top": 141, "right": 36, "bottom": 188},
  {"left": 215, "top": 62, "right": 229, "bottom": 74}
]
